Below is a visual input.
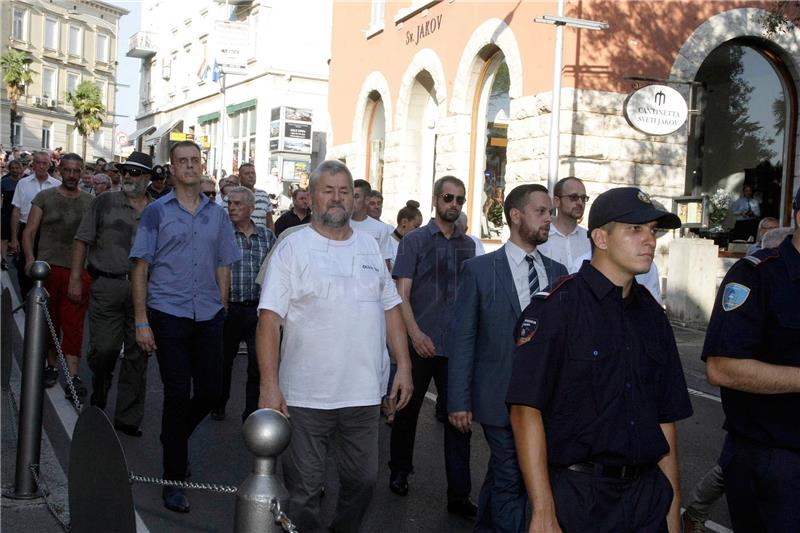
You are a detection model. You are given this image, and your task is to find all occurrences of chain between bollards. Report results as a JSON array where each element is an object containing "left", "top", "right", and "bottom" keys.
[{"left": 41, "top": 304, "right": 83, "bottom": 412}]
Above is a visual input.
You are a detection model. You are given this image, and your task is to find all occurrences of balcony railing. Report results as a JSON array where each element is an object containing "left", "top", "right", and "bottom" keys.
[{"left": 127, "top": 32, "right": 156, "bottom": 59}]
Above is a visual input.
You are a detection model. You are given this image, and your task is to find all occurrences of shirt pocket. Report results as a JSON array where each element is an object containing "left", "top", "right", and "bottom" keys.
[
  {"left": 560, "top": 335, "right": 619, "bottom": 416},
  {"left": 355, "top": 259, "right": 383, "bottom": 302}
]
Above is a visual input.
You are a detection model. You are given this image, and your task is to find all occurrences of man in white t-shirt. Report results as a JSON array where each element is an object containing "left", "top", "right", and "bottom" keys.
[
  {"left": 351, "top": 179, "right": 394, "bottom": 269},
  {"left": 538, "top": 176, "right": 591, "bottom": 274},
  {"left": 257, "top": 160, "right": 413, "bottom": 533}
]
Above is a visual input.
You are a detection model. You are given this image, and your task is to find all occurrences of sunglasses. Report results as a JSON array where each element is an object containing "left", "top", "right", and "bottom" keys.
[
  {"left": 439, "top": 193, "right": 466, "bottom": 205},
  {"left": 122, "top": 167, "right": 147, "bottom": 177},
  {"left": 558, "top": 193, "right": 590, "bottom": 203},
  {"left": 203, "top": 191, "right": 217, "bottom": 198}
]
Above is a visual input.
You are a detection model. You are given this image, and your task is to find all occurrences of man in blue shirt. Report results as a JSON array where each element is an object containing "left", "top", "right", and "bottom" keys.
[
  {"left": 130, "top": 141, "right": 240, "bottom": 514},
  {"left": 389, "top": 175, "right": 477, "bottom": 517}
]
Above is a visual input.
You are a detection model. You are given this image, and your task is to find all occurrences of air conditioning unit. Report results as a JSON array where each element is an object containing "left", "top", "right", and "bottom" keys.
[
  {"left": 47, "top": 98, "right": 57, "bottom": 108},
  {"left": 34, "top": 96, "right": 44, "bottom": 107}
]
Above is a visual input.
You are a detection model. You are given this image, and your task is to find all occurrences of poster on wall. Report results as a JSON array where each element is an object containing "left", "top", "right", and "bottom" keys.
[{"left": 269, "top": 106, "right": 313, "bottom": 154}]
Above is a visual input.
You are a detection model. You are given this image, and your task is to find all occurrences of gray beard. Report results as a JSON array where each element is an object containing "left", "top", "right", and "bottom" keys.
[{"left": 123, "top": 181, "right": 148, "bottom": 197}]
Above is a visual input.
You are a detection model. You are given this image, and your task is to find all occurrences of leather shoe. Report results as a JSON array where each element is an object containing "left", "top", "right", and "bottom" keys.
[
  {"left": 447, "top": 498, "right": 477, "bottom": 517},
  {"left": 162, "top": 487, "right": 190, "bottom": 513},
  {"left": 114, "top": 422, "right": 143, "bottom": 437},
  {"left": 389, "top": 470, "right": 409, "bottom": 496}
]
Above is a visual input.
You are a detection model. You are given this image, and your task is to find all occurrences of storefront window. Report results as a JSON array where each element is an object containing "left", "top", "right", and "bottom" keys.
[{"left": 230, "top": 107, "right": 257, "bottom": 171}]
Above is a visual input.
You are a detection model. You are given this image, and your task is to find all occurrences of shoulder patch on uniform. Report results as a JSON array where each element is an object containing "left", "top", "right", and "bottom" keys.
[
  {"left": 516, "top": 318, "right": 539, "bottom": 346},
  {"left": 542, "top": 274, "right": 575, "bottom": 299},
  {"left": 722, "top": 282, "right": 750, "bottom": 311}
]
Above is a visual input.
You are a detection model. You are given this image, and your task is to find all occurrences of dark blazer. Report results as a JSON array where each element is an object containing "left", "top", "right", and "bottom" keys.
[{"left": 447, "top": 245, "right": 568, "bottom": 427}]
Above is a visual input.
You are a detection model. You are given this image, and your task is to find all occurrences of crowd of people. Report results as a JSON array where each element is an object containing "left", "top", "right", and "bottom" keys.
[{"left": 0, "top": 142, "right": 798, "bottom": 533}]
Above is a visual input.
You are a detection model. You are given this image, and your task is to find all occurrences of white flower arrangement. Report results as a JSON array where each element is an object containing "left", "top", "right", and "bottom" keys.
[{"left": 709, "top": 188, "right": 734, "bottom": 211}]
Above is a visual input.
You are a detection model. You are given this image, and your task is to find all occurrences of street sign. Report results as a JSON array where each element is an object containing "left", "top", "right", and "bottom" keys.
[
  {"left": 624, "top": 84, "right": 688, "bottom": 136},
  {"left": 213, "top": 21, "right": 249, "bottom": 75}
]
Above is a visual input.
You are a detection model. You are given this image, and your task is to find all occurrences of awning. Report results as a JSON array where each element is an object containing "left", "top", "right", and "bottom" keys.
[
  {"left": 226, "top": 99, "right": 256, "bottom": 115},
  {"left": 198, "top": 111, "right": 220, "bottom": 124},
  {"left": 144, "top": 118, "right": 183, "bottom": 146},
  {"left": 127, "top": 125, "right": 156, "bottom": 145}
]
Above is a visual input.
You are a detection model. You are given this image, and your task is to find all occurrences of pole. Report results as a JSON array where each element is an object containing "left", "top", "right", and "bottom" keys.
[
  {"left": 217, "top": 72, "right": 227, "bottom": 179},
  {"left": 12, "top": 261, "right": 51, "bottom": 499},
  {"left": 547, "top": 0, "right": 565, "bottom": 194}
]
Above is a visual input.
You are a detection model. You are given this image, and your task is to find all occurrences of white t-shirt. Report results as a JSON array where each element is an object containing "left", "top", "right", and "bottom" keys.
[
  {"left": 258, "top": 226, "right": 402, "bottom": 409},
  {"left": 538, "top": 223, "right": 591, "bottom": 274},
  {"left": 350, "top": 216, "right": 394, "bottom": 261},
  {"left": 11, "top": 174, "right": 60, "bottom": 223}
]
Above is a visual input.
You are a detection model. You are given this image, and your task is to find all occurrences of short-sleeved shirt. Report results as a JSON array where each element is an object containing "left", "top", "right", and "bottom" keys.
[
  {"left": 507, "top": 262, "right": 693, "bottom": 467},
  {"left": 251, "top": 188, "right": 274, "bottom": 229},
  {"left": 392, "top": 218, "right": 476, "bottom": 356},
  {"left": 231, "top": 222, "right": 275, "bottom": 303},
  {"left": 1, "top": 175, "right": 20, "bottom": 231},
  {"left": 31, "top": 188, "right": 94, "bottom": 268},
  {"left": 350, "top": 216, "right": 394, "bottom": 261},
  {"left": 129, "top": 190, "right": 241, "bottom": 320},
  {"left": 74, "top": 191, "right": 150, "bottom": 274},
  {"left": 274, "top": 209, "right": 310, "bottom": 236},
  {"left": 701, "top": 235, "right": 800, "bottom": 451},
  {"left": 537, "top": 223, "right": 591, "bottom": 275},
  {"left": 258, "top": 225, "right": 402, "bottom": 409},
  {"left": 11, "top": 174, "right": 60, "bottom": 223}
]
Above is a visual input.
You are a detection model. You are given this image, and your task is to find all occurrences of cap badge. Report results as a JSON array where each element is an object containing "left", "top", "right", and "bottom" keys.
[{"left": 637, "top": 190, "right": 652, "bottom": 205}]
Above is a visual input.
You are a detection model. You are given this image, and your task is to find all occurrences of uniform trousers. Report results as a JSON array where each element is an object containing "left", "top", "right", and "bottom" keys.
[
  {"left": 283, "top": 405, "right": 380, "bottom": 533},
  {"left": 474, "top": 424, "right": 527, "bottom": 533},
  {"left": 217, "top": 301, "right": 259, "bottom": 421},
  {"left": 45, "top": 265, "right": 90, "bottom": 357},
  {"left": 149, "top": 307, "right": 224, "bottom": 480},
  {"left": 720, "top": 434, "right": 800, "bottom": 532},
  {"left": 86, "top": 276, "right": 148, "bottom": 427},
  {"left": 549, "top": 465, "right": 672, "bottom": 532},
  {"left": 389, "top": 351, "right": 472, "bottom": 502}
]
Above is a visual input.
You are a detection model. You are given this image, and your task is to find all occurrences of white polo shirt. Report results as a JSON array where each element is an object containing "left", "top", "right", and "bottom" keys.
[
  {"left": 537, "top": 222, "right": 591, "bottom": 274},
  {"left": 11, "top": 174, "right": 60, "bottom": 223}
]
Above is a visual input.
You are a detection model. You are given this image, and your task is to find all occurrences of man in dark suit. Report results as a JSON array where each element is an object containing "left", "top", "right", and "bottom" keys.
[{"left": 448, "top": 183, "right": 568, "bottom": 532}]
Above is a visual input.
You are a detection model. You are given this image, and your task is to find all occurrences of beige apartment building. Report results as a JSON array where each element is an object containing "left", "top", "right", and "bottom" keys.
[{"left": 0, "top": 0, "right": 127, "bottom": 158}]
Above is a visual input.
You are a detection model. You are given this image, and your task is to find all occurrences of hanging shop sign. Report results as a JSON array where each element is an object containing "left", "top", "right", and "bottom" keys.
[{"left": 623, "top": 84, "right": 688, "bottom": 136}]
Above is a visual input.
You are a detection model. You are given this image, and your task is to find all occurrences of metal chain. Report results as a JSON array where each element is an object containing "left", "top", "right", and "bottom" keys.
[
  {"left": 28, "top": 464, "right": 71, "bottom": 532},
  {"left": 41, "top": 302, "right": 83, "bottom": 412},
  {"left": 129, "top": 473, "right": 239, "bottom": 494},
  {"left": 269, "top": 497, "right": 299, "bottom": 532}
]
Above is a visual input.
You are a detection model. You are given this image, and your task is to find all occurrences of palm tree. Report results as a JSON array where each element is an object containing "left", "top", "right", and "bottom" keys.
[
  {"left": 1, "top": 49, "right": 34, "bottom": 147},
  {"left": 66, "top": 81, "right": 106, "bottom": 160}
]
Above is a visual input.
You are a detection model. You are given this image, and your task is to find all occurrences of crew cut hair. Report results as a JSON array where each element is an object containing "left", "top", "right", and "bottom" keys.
[
  {"left": 433, "top": 175, "right": 465, "bottom": 198},
  {"left": 227, "top": 186, "right": 256, "bottom": 207},
  {"left": 553, "top": 176, "right": 582, "bottom": 197},
  {"left": 309, "top": 160, "right": 353, "bottom": 193},
  {"left": 60, "top": 152, "right": 84, "bottom": 167},
  {"left": 504, "top": 184, "right": 549, "bottom": 225},
  {"left": 169, "top": 140, "right": 201, "bottom": 162}
]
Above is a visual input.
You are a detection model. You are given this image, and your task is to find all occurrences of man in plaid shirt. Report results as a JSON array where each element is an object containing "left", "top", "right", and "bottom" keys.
[{"left": 212, "top": 186, "right": 276, "bottom": 421}]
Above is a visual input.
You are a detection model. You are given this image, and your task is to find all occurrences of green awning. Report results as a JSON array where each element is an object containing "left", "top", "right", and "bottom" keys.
[
  {"left": 197, "top": 111, "right": 219, "bottom": 124},
  {"left": 226, "top": 99, "right": 257, "bottom": 115}
]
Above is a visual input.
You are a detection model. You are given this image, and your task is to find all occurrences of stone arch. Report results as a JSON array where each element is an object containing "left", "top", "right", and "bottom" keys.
[
  {"left": 349, "top": 71, "right": 393, "bottom": 179},
  {"left": 450, "top": 18, "right": 524, "bottom": 117},
  {"left": 394, "top": 47, "right": 448, "bottom": 131}
]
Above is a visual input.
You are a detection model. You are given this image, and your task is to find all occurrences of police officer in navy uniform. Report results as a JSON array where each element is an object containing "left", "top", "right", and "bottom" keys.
[
  {"left": 702, "top": 187, "right": 800, "bottom": 533},
  {"left": 506, "top": 187, "right": 693, "bottom": 532}
]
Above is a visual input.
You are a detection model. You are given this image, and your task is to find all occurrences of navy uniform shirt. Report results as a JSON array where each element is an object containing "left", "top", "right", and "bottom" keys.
[
  {"left": 506, "top": 262, "right": 693, "bottom": 467},
  {"left": 701, "top": 235, "right": 800, "bottom": 452},
  {"left": 392, "top": 218, "right": 475, "bottom": 356}
]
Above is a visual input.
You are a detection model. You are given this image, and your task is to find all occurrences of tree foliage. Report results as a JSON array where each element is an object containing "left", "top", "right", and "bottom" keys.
[
  {"left": 66, "top": 81, "right": 106, "bottom": 159},
  {"left": 761, "top": 1, "right": 800, "bottom": 37},
  {"left": 1, "top": 48, "right": 33, "bottom": 110}
]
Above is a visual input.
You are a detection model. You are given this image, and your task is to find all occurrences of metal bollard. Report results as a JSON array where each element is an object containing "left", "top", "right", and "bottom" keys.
[
  {"left": 234, "top": 408, "right": 292, "bottom": 533},
  {"left": 13, "top": 261, "right": 50, "bottom": 499}
]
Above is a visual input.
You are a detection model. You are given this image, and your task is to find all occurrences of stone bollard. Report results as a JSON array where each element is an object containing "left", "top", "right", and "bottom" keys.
[
  {"left": 12, "top": 261, "right": 50, "bottom": 499},
  {"left": 234, "top": 408, "right": 293, "bottom": 533}
]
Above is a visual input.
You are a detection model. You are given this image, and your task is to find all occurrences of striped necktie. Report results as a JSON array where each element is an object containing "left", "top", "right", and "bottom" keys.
[{"left": 525, "top": 254, "right": 539, "bottom": 297}]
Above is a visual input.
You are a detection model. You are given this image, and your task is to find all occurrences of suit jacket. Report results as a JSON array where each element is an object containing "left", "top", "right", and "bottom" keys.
[{"left": 447, "top": 244, "right": 568, "bottom": 427}]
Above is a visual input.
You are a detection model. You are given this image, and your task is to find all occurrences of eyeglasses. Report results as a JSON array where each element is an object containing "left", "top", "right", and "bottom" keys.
[
  {"left": 203, "top": 191, "right": 217, "bottom": 198},
  {"left": 557, "top": 194, "right": 590, "bottom": 203},
  {"left": 439, "top": 193, "right": 466, "bottom": 205},
  {"left": 122, "top": 167, "right": 146, "bottom": 177}
]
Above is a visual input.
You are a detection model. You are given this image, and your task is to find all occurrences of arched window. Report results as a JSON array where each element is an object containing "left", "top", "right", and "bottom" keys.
[{"left": 364, "top": 92, "right": 386, "bottom": 190}]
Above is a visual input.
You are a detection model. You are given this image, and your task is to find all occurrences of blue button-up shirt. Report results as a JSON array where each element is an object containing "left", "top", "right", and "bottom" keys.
[
  {"left": 129, "top": 190, "right": 241, "bottom": 320},
  {"left": 392, "top": 218, "right": 476, "bottom": 356}
]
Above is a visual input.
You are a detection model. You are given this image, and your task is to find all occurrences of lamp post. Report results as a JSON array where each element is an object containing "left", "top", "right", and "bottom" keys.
[{"left": 535, "top": 2, "right": 608, "bottom": 193}]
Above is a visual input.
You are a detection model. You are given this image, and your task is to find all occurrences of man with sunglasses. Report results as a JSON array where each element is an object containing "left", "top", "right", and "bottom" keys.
[
  {"left": 70, "top": 151, "right": 154, "bottom": 438},
  {"left": 146, "top": 168, "right": 172, "bottom": 200},
  {"left": 389, "top": 176, "right": 477, "bottom": 517},
  {"left": 538, "top": 176, "right": 591, "bottom": 274}
]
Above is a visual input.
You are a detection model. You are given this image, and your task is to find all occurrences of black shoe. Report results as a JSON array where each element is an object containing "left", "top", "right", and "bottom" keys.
[
  {"left": 43, "top": 366, "right": 58, "bottom": 388},
  {"left": 162, "top": 487, "right": 190, "bottom": 513},
  {"left": 389, "top": 470, "right": 409, "bottom": 496},
  {"left": 64, "top": 375, "right": 87, "bottom": 399},
  {"left": 114, "top": 422, "right": 143, "bottom": 437},
  {"left": 210, "top": 407, "right": 225, "bottom": 421},
  {"left": 447, "top": 498, "right": 477, "bottom": 517}
]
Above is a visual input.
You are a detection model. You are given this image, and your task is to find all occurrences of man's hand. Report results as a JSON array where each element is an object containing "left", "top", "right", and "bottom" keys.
[
  {"left": 135, "top": 325, "right": 157, "bottom": 353},
  {"left": 24, "top": 257, "right": 34, "bottom": 277},
  {"left": 410, "top": 329, "right": 436, "bottom": 357},
  {"left": 67, "top": 277, "right": 83, "bottom": 303},
  {"left": 391, "top": 365, "right": 414, "bottom": 410},
  {"left": 529, "top": 508, "right": 562, "bottom": 533},
  {"left": 449, "top": 411, "right": 472, "bottom": 433},
  {"left": 258, "top": 383, "right": 288, "bottom": 416},
  {"left": 8, "top": 239, "right": 18, "bottom": 255}
]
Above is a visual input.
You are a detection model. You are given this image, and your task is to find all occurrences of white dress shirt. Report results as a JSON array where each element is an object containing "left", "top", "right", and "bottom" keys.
[
  {"left": 11, "top": 174, "right": 60, "bottom": 223},
  {"left": 537, "top": 222, "right": 591, "bottom": 274},
  {"left": 505, "top": 241, "right": 549, "bottom": 311}
]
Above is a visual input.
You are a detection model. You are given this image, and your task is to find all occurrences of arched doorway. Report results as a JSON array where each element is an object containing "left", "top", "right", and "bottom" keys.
[
  {"left": 686, "top": 39, "right": 797, "bottom": 235},
  {"left": 363, "top": 91, "right": 386, "bottom": 190},
  {"left": 405, "top": 70, "right": 439, "bottom": 217}
]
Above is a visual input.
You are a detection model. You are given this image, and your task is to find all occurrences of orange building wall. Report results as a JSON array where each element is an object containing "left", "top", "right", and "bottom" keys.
[{"left": 329, "top": 0, "right": 775, "bottom": 144}]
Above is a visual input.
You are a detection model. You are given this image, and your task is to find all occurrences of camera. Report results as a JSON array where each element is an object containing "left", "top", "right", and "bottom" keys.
[{"left": 152, "top": 164, "right": 171, "bottom": 181}]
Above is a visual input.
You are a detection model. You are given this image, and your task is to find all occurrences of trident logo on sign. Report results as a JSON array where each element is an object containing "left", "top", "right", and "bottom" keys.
[{"left": 654, "top": 90, "right": 666, "bottom": 105}]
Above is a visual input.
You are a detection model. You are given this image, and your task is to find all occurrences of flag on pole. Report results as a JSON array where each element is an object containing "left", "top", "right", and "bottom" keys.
[
  {"left": 211, "top": 60, "right": 221, "bottom": 83},
  {"left": 197, "top": 58, "right": 209, "bottom": 80}
]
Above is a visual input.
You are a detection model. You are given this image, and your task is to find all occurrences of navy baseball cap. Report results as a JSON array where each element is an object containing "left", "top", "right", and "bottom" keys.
[{"left": 588, "top": 187, "right": 681, "bottom": 232}]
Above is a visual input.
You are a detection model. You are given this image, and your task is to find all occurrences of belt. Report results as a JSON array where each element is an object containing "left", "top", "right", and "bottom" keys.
[
  {"left": 87, "top": 265, "right": 130, "bottom": 281},
  {"left": 230, "top": 300, "right": 259, "bottom": 306},
  {"left": 564, "top": 461, "right": 653, "bottom": 480}
]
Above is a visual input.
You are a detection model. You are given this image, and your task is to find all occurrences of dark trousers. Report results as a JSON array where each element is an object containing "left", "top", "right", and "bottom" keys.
[
  {"left": 389, "top": 351, "right": 471, "bottom": 502},
  {"left": 217, "top": 302, "right": 259, "bottom": 421},
  {"left": 14, "top": 223, "right": 33, "bottom": 297},
  {"left": 474, "top": 424, "right": 527, "bottom": 533},
  {"left": 549, "top": 465, "right": 672, "bottom": 533},
  {"left": 721, "top": 434, "right": 800, "bottom": 532},
  {"left": 149, "top": 307, "right": 224, "bottom": 480}
]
